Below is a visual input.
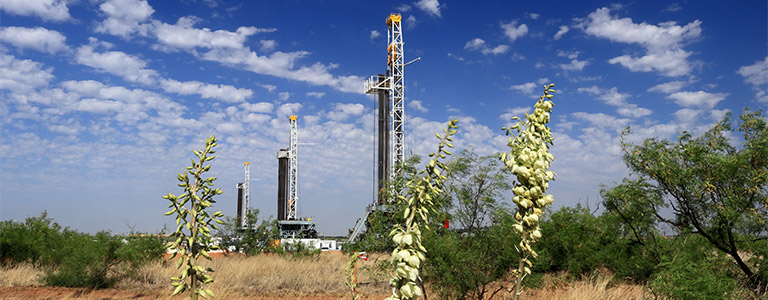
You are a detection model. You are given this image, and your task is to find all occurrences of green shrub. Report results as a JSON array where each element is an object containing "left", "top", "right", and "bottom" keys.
[
  {"left": 649, "top": 235, "right": 740, "bottom": 300},
  {"left": 0, "top": 212, "right": 63, "bottom": 266},
  {"left": 422, "top": 212, "right": 520, "bottom": 300}
]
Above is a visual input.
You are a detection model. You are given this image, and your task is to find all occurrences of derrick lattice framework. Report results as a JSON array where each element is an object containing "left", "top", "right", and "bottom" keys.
[
  {"left": 364, "top": 13, "right": 406, "bottom": 200},
  {"left": 242, "top": 161, "right": 250, "bottom": 227},
  {"left": 287, "top": 115, "right": 298, "bottom": 220}
]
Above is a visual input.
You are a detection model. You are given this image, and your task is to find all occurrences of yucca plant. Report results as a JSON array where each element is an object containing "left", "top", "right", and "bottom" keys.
[
  {"left": 163, "top": 135, "right": 225, "bottom": 299},
  {"left": 500, "top": 84, "right": 557, "bottom": 299}
]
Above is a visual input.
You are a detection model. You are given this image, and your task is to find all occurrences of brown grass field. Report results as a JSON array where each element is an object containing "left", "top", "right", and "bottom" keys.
[{"left": 0, "top": 252, "right": 646, "bottom": 299}]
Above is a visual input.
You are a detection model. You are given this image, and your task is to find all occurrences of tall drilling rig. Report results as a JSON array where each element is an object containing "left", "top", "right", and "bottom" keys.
[
  {"left": 350, "top": 13, "right": 418, "bottom": 242},
  {"left": 236, "top": 161, "right": 250, "bottom": 228},
  {"left": 276, "top": 115, "right": 317, "bottom": 238},
  {"left": 364, "top": 13, "right": 416, "bottom": 202}
]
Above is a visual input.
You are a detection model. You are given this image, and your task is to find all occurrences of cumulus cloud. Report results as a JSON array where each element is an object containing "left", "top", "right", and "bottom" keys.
[
  {"left": 648, "top": 81, "right": 686, "bottom": 94},
  {"left": 306, "top": 92, "right": 325, "bottom": 98},
  {"left": 0, "top": 0, "right": 70, "bottom": 22},
  {"left": 557, "top": 50, "right": 590, "bottom": 71},
  {"left": 370, "top": 30, "right": 381, "bottom": 40},
  {"left": 501, "top": 21, "right": 528, "bottom": 43},
  {"left": 327, "top": 103, "right": 365, "bottom": 121},
  {"left": 0, "top": 26, "right": 68, "bottom": 53},
  {"left": 0, "top": 54, "right": 54, "bottom": 92},
  {"left": 464, "top": 38, "right": 509, "bottom": 56},
  {"left": 95, "top": 0, "right": 155, "bottom": 37},
  {"left": 580, "top": 7, "right": 702, "bottom": 77},
  {"left": 415, "top": 0, "right": 441, "bottom": 17},
  {"left": 667, "top": 91, "right": 728, "bottom": 109},
  {"left": 259, "top": 40, "right": 277, "bottom": 52},
  {"left": 159, "top": 79, "right": 253, "bottom": 103},
  {"left": 499, "top": 106, "right": 530, "bottom": 121},
  {"left": 240, "top": 102, "right": 273, "bottom": 113},
  {"left": 510, "top": 78, "right": 551, "bottom": 96},
  {"left": 75, "top": 44, "right": 159, "bottom": 85},
  {"left": 408, "top": 100, "right": 428, "bottom": 113},
  {"left": 578, "top": 86, "right": 652, "bottom": 118},
  {"left": 737, "top": 56, "right": 768, "bottom": 102},
  {"left": 553, "top": 25, "right": 569, "bottom": 40}
]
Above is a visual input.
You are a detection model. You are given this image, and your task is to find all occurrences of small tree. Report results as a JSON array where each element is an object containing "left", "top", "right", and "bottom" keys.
[
  {"left": 386, "top": 119, "right": 458, "bottom": 300},
  {"left": 163, "top": 135, "right": 225, "bottom": 299},
  {"left": 449, "top": 149, "right": 512, "bottom": 234},
  {"left": 602, "top": 110, "right": 768, "bottom": 293},
  {"left": 500, "top": 84, "right": 557, "bottom": 299}
]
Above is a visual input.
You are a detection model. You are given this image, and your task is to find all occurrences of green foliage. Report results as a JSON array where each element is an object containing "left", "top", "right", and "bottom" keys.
[
  {"left": 500, "top": 84, "right": 557, "bottom": 299},
  {"left": 422, "top": 213, "right": 519, "bottom": 300},
  {"left": 0, "top": 212, "right": 164, "bottom": 288},
  {"left": 649, "top": 235, "right": 740, "bottom": 300},
  {"left": 164, "top": 135, "right": 225, "bottom": 299},
  {"left": 218, "top": 209, "right": 282, "bottom": 254},
  {"left": 0, "top": 212, "right": 62, "bottom": 266},
  {"left": 603, "top": 109, "right": 768, "bottom": 293},
  {"left": 448, "top": 149, "right": 512, "bottom": 234},
  {"left": 386, "top": 119, "right": 458, "bottom": 300},
  {"left": 535, "top": 206, "right": 657, "bottom": 281}
]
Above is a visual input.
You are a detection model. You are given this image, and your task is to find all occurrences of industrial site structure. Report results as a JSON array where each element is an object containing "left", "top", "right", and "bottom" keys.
[
  {"left": 365, "top": 13, "right": 407, "bottom": 202},
  {"left": 236, "top": 161, "right": 250, "bottom": 228},
  {"left": 350, "top": 13, "right": 418, "bottom": 243},
  {"left": 276, "top": 115, "right": 317, "bottom": 238}
]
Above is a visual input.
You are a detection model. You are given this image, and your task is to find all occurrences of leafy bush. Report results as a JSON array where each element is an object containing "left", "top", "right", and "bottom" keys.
[
  {"left": 0, "top": 212, "right": 63, "bottom": 266},
  {"left": 1, "top": 212, "right": 164, "bottom": 288},
  {"left": 649, "top": 235, "right": 740, "bottom": 300},
  {"left": 535, "top": 205, "right": 657, "bottom": 281},
  {"left": 422, "top": 212, "right": 519, "bottom": 300}
]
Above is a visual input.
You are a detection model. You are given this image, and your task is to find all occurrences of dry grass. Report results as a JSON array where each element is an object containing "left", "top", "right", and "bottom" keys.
[
  {"left": 0, "top": 263, "right": 44, "bottom": 287},
  {"left": 0, "top": 253, "right": 647, "bottom": 299}
]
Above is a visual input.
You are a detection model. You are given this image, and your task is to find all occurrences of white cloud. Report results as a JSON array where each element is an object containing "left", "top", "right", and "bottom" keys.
[
  {"left": 737, "top": 56, "right": 768, "bottom": 102},
  {"left": 667, "top": 91, "right": 728, "bottom": 109},
  {"left": 0, "top": 0, "right": 70, "bottom": 22},
  {"left": 0, "top": 26, "right": 68, "bottom": 53},
  {"left": 261, "top": 84, "right": 277, "bottom": 92},
  {"left": 397, "top": 4, "right": 412, "bottom": 12},
  {"left": 528, "top": 13, "right": 540, "bottom": 20},
  {"left": 578, "top": 86, "right": 652, "bottom": 118},
  {"left": 648, "top": 81, "right": 686, "bottom": 94},
  {"left": 306, "top": 92, "right": 325, "bottom": 98},
  {"left": 327, "top": 103, "right": 365, "bottom": 121},
  {"left": 501, "top": 21, "right": 528, "bottom": 42},
  {"left": 510, "top": 82, "right": 537, "bottom": 95},
  {"left": 240, "top": 102, "right": 273, "bottom": 113},
  {"left": 159, "top": 79, "right": 253, "bottom": 103},
  {"left": 406, "top": 15, "right": 418, "bottom": 29},
  {"left": 369, "top": 30, "right": 381, "bottom": 40},
  {"left": 408, "top": 99, "right": 428, "bottom": 113},
  {"left": 553, "top": 25, "right": 569, "bottom": 40},
  {"left": 277, "top": 102, "right": 302, "bottom": 117},
  {"left": 75, "top": 44, "right": 159, "bottom": 85},
  {"left": 278, "top": 91, "right": 291, "bottom": 101},
  {"left": 0, "top": 54, "right": 54, "bottom": 92},
  {"left": 259, "top": 40, "right": 277, "bottom": 52},
  {"left": 415, "top": 0, "right": 441, "bottom": 17},
  {"left": 464, "top": 38, "right": 509, "bottom": 56},
  {"left": 580, "top": 7, "right": 702, "bottom": 77},
  {"left": 153, "top": 16, "right": 269, "bottom": 51},
  {"left": 499, "top": 106, "right": 530, "bottom": 121},
  {"left": 663, "top": 3, "right": 682, "bottom": 12},
  {"left": 95, "top": 0, "right": 155, "bottom": 37}
]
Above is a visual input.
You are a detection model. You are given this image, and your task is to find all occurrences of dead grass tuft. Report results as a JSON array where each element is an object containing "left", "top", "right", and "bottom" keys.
[{"left": 0, "top": 263, "right": 44, "bottom": 287}]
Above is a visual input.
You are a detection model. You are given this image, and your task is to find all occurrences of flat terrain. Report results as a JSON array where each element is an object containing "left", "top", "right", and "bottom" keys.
[{"left": 0, "top": 252, "right": 644, "bottom": 299}]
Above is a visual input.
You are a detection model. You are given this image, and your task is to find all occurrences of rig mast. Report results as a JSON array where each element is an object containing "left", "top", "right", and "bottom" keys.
[
  {"left": 364, "top": 13, "right": 408, "bottom": 200},
  {"left": 287, "top": 115, "right": 298, "bottom": 220},
  {"left": 242, "top": 161, "right": 250, "bottom": 227}
]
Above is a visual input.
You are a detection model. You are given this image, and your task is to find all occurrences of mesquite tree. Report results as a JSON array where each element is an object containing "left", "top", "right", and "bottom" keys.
[
  {"left": 163, "top": 135, "right": 225, "bottom": 299},
  {"left": 500, "top": 84, "right": 557, "bottom": 299},
  {"left": 386, "top": 119, "right": 459, "bottom": 300}
]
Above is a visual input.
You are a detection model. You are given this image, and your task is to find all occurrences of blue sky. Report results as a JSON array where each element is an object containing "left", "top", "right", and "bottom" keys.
[{"left": 1, "top": 0, "right": 766, "bottom": 236}]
